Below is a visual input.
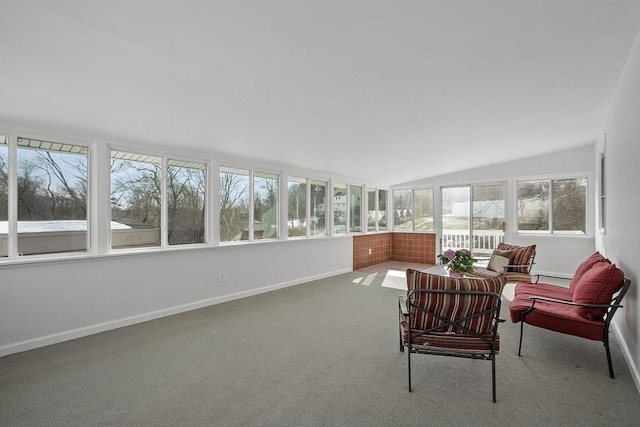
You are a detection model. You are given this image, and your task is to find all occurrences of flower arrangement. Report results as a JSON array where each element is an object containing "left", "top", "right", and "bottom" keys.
[{"left": 437, "top": 249, "right": 477, "bottom": 274}]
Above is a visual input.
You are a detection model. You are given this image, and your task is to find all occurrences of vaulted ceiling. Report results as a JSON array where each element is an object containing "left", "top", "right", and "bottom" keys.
[{"left": 1, "top": 1, "right": 639, "bottom": 186}]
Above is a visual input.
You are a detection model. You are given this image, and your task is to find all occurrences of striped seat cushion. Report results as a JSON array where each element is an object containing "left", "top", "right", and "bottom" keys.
[
  {"left": 469, "top": 268, "right": 503, "bottom": 278},
  {"left": 504, "top": 271, "right": 533, "bottom": 283},
  {"left": 400, "top": 326, "right": 500, "bottom": 354}
]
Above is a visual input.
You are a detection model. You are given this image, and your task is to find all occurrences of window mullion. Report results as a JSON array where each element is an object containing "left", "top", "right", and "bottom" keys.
[
  {"left": 305, "top": 178, "right": 311, "bottom": 238},
  {"left": 161, "top": 157, "right": 168, "bottom": 247},
  {"left": 249, "top": 169, "right": 255, "bottom": 241},
  {"left": 7, "top": 136, "right": 17, "bottom": 258},
  {"left": 548, "top": 179, "right": 554, "bottom": 234}
]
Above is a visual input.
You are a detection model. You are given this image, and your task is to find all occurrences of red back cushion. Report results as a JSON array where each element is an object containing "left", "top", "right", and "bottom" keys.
[
  {"left": 572, "top": 261, "right": 625, "bottom": 320},
  {"left": 569, "top": 252, "right": 610, "bottom": 296}
]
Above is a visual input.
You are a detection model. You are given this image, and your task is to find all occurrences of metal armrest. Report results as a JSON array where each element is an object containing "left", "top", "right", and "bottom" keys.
[
  {"left": 528, "top": 295, "right": 623, "bottom": 310},
  {"left": 399, "top": 295, "right": 409, "bottom": 316},
  {"left": 505, "top": 263, "right": 534, "bottom": 269}
]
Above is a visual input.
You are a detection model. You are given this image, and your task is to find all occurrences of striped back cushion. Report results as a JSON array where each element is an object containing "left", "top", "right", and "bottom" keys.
[
  {"left": 405, "top": 269, "right": 506, "bottom": 335},
  {"left": 497, "top": 243, "right": 536, "bottom": 273}
]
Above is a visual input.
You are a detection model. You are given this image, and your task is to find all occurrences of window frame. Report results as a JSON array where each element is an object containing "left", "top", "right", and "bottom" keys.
[
  {"left": 1, "top": 126, "right": 391, "bottom": 266},
  {"left": 1, "top": 134, "right": 94, "bottom": 259},
  {"left": 348, "top": 184, "right": 363, "bottom": 234},
  {"left": 514, "top": 174, "right": 591, "bottom": 237},
  {"left": 392, "top": 187, "right": 434, "bottom": 232},
  {"left": 287, "top": 175, "right": 308, "bottom": 238},
  {"left": 110, "top": 148, "right": 210, "bottom": 251}
]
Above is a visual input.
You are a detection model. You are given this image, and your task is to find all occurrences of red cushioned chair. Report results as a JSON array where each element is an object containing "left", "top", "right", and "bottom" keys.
[
  {"left": 509, "top": 252, "right": 630, "bottom": 378},
  {"left": 399, "top": 269, "right": 506, "bottom": 402}
]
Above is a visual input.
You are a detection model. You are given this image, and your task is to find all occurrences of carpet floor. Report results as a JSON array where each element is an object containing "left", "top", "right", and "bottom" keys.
[{"left": 1, "top": 261, "right": 638, "bottom": 426}]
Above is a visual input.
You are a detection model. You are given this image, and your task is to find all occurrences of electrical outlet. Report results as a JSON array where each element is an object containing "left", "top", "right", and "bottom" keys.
[
  {"left": 368, "top": 248, "right": 372, "bottom": 255},
  {"left": 219, "top": 272, "right": 225, "bottom": 282}
]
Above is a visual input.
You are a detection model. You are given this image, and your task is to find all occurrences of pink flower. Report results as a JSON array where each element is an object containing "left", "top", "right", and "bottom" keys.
[{"left": 443, "top": 249, "right": 456, "bottom": 260}]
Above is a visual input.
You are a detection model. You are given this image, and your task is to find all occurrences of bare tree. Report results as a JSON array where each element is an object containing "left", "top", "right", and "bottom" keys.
[{"left": 219, "top": 171, "right": 248, "bottom": 241}]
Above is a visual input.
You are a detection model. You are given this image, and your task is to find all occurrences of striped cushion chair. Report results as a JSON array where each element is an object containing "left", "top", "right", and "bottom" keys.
[
  {"left": 399, "top": 269, "right": 507, "bottom": 402},
  {"left": 471, "top": 243, "right": 537, "bottom": 283}
]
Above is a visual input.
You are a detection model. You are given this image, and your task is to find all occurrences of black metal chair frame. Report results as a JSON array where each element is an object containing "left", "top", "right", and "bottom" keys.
[
  {"left": 517, "top": 277, "right": 631, "bottom": 378},
  {"left": 399, "top": 288, "right": 502, "bottom": 403}
]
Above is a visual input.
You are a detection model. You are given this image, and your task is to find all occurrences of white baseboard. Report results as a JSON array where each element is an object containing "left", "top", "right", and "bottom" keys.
[
  {"left": 612, "top": 322, "right": 640, "bottom": 396},
  {"left": 0, "top": 268, "right": 352, "bottom": 357}
]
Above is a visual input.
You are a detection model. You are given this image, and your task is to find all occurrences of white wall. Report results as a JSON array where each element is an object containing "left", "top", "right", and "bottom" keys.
[
  {"left": 0, "top": 237, "right": 352, "bottom": 356},
  {"left": 394, "top": 144, "right": 597, "bottom": 277},
  {"left": 597, "top": 31, "right": 640, "bottom": 390}
]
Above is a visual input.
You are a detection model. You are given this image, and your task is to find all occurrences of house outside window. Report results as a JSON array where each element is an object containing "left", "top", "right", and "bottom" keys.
[{"left": 334, "top": 183, "right": 347, "bottom": 235}]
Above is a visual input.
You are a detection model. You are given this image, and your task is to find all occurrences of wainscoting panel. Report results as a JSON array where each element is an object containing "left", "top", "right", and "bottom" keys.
[{"left": 352, "top": 233, "right": 436, "bottom": 270}]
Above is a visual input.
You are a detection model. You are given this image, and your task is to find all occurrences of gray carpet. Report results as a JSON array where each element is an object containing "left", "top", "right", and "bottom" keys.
[{"left": 1, "top": 263, "right": 639, "bottom": 426}]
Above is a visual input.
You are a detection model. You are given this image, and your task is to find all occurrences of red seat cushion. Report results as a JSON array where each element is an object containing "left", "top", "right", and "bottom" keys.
[
  {"left": 569, "top": 252, "right": 610, "bottom": 296},
  {"left": 513, "top": 282, "right": 572, "bottom": 300},
  {"left": 572, "top": 262, "right": 625, "bottom": 320},
  {"left": 509, "top": 294, "right": 604, "bottom": 341}
]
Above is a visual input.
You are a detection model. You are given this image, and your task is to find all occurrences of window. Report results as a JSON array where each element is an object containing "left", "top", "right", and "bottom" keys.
[
  {"left": 166, "top": 159, "right": 207, "bottom": 245},
  {"left": 367, "top": 188, "right": 376, "bottom": 232},
  {"left": 219, "top": 167, "right": 249, "bottom": 242},
  {"left": 414, "top": 188, "right": 434, "bottom": 231},
  {"left": 393, "top": 190, "right": 412, "bottom": 230},
  {"left": 517, "top": 178, "right": 587, "bottom": 235},
  {"left": 111, "top": 151, "right": 161, "bottom": 249},
  {"left": 393, "top": 188, "right": 434, "bottom": 232},
  {"left": 333, "top": 183, "right": 347, "bottom": 235},
  {"left": 349, "top": 185, "right": 362, "bottom": 233},
  {"left": 378, "top": 189, "right": 387, "bottom": 230},
  {"left": 254, "top": 171, "right": 278, "bottom": 240},
  {"left": 367, "top": 188, "right": 388, "bottom": 232},
  {"left": 442, "top": 184, "right": 505, "bottom": 255},
  {"left": 0, "top": 136, "right": 8, "bottom": 257},
  {"left": 288, "top": 176, "right": 307, "bottom": 237},
  {"left": 219, "top": 167, "right": 278, "bottom": 242},
  {"left": 310, "top": 180, "right": 327, "bottom": 237},
  {"left": 11, "top": 137, "right": 89, "bottom": 256}
]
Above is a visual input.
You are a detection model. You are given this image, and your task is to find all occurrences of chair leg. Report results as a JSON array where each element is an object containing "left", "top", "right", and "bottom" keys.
[
  {"left": 407, "top": 349, "right": 412, "bottom": 392},
  {"left": 491, "top": 355, "right": 497, "bottom": 403},
  {"left": 518, "top": 320, "right": 525, "bottom": 356},
  {"left": 604, "top": 334, "right": 615, "bottom": 379}
]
